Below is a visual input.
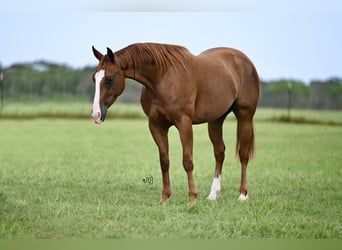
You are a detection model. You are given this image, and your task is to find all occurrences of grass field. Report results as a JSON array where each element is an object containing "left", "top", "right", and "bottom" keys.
[
  {"left": 0, "top": 106, "right": 341, "bottom": 238},
  {"left": 1, "top": 101, "right": 342, "bottom": 125}
]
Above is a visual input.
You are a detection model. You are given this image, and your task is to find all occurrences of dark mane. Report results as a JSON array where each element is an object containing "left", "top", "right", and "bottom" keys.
[{"left": 115, "top": 43, "right": 190, "bottom": 73}]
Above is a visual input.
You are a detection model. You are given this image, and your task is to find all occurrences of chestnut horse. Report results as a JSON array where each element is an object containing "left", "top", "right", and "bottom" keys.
[{"left": 91, "top": 43, "right": 259, "bottom": 204}]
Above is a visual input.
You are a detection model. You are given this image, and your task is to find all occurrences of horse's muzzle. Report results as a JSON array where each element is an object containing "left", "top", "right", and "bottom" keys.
[
  {"left": 91, "top": 104, "right": 108, "bottom": 124},
  {"left": 100, "top": 104, "right": 108, "bottom": 122}
]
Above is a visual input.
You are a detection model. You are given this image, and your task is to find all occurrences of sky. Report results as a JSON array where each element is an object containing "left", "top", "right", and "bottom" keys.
[{"left": 1, "top": 0, "right": 342, "bottom": 83}]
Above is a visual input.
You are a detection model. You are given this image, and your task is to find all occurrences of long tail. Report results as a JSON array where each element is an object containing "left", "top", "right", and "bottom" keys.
[{"left": 235, "top": 122, "right": 255, "bottom": 161}]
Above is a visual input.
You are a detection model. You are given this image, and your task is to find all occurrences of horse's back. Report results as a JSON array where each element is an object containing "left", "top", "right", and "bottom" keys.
[
  {"left": 199, "top": 47, "right": 247, "bottom": 58},
  {"left": 198, "top": 47, "right": 258, "bottom": 79}
]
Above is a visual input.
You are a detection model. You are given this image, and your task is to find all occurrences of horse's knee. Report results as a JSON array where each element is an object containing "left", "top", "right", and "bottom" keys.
[
  {"left": 159, "top": 152, "right": 169, "bottom": 172},
  {"left": 160, "top": 158, "right": 169, "bottom": 172},
  {"left": 214, "top": 146, "right": 225, "bottom": 163},
  {"left": 239, "top": 148, "right": 250, "bottom": 165},
  {"left": 182, "top": 155, "right": 194, "bottom": 172}
]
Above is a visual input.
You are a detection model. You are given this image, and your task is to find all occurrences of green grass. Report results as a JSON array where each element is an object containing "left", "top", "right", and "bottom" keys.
[
  {"left": 253, "top": 108, "right": 342, "bottom": 125},
  {"left": 0, "top": 102, "right": 146, "bottom": 119},
  {"left": 0, "top": 112, "right": 341, "bottom": 238},
  {"left": 1, "top": 101, "right": 342, "bottom": 125}
]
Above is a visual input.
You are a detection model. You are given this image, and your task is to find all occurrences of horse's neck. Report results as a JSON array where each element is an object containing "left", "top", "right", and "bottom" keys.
[
  {"left": 115, "top": 47, "right": 162, "bottom": 89},
  {"left": 122, "top": 63, "right": 159, "bottom": 89}
]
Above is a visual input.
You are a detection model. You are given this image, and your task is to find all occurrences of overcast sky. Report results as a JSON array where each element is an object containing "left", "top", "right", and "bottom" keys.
[{"left": 1, "top": 0, "right": 341, "bottom": 83}]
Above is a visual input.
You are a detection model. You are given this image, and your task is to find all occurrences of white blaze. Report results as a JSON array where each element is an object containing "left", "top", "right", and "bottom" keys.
[
  {"left": 207, "top": 175, "right": 221, "bottom": 201},
  {"left": 92, "top": 69, "right": 105, "bottom": 124}
]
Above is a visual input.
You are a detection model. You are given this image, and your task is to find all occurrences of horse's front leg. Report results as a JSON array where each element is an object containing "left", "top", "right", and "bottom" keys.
[
  {"left": 176, "top": 116, "right": 198, "bottom": 205},
  {"left": 148, "top": 119, "right": 171, "bottom": 204}
]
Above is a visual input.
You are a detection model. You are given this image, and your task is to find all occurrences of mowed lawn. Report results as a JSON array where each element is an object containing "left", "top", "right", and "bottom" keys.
[{"left": 0, "top": 116, "right": 341, "bottom": 238}]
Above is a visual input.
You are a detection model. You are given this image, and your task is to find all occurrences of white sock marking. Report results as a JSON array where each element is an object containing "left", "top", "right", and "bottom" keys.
[
  {"left": 207, "top": 175, "right": 221, "bottom": 200},
  {"left": 238, "top": 193, "right": 249, "bottom": 201},
  {"left": 92, "top": 69, "right": 105, "bottom": 123}
]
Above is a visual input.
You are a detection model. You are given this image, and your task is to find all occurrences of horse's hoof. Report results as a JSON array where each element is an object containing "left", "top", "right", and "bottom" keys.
[
  {"left": 238, "top": 193, "right": 249, "bottom": 201},
  {"left": 207, "top": 190, "right": 219, "bottom": 201},
  {"left": 160, "top": 196, "right": 170, "bottom": 205},
  {"left": 160, "top": 201, "right": 168, "bottom": 206},
  {"left": 189, "top": 198, "right": 197, "bottom": 206}
]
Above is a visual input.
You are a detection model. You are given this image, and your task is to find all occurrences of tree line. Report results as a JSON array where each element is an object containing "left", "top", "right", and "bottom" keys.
[{"left": 1, "top": 61, "right": 341, "bottom": 110}]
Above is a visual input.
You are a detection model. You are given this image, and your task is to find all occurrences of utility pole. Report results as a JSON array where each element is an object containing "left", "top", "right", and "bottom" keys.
[
  {"left": 287, "top": 81, "right": 292, "bottom": 120},
  {"left": 0, "top": 67, "right": 3, "bottom": 111}
]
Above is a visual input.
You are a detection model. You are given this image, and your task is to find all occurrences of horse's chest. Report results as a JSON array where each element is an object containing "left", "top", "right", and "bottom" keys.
[
  {"left": 141, "top": 83, "right": 196, "bottom": 125},
  {"left": 140, "top": 91, "right": 174, "bottom": 124}
]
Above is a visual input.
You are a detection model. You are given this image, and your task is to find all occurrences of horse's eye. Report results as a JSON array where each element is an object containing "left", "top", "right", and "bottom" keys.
[{"left": 105, "top": 77, "right": 113, "bottom": 85}]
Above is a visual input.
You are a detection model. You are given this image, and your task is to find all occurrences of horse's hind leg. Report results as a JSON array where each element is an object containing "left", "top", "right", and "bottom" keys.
[
  {"left": 234, "top": 107, "right": 256, "bottom": 201},
  {"left": 207, "top": 115, "right": 227, "bottom": 200}
]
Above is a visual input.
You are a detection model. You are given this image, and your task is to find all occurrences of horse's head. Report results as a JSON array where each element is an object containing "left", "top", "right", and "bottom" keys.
[{"left": 91, "top": 46, "right": 125, "bottom": 124}]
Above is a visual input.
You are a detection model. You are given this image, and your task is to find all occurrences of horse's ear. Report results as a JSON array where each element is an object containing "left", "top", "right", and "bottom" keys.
[
  {"left": 107, "top": 47, "right": 115, "bottom": 63},
  {"left": 92, "top": 46, "right": 103, "bottom": 61}
]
